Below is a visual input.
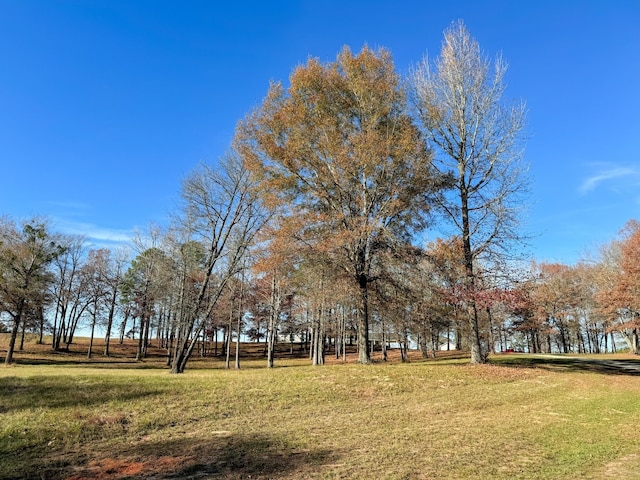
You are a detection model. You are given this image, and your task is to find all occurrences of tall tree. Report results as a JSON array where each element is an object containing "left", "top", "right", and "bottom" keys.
[
  {"left": 50, "top": 234, "right": 87, "bottom": 351},
  {"left": 0, "top": 219, "right": 63, "bottom": 364},
  {"left": 237, "top": 46, "right": 446, "bottom": 364},
  {"left": 412, "top": 21, "right": 527, "bottom": 363},
  {"left": 250, "top": 217, "right": 301, "bottom": 367},
  {"left": 102, "top": 248, "right": 128, "bottom": 356},
  {"left": 170, "top": 152, "right": 266, "bottom": 374},
  {"left": 121, "top": 246, "right": 172, "bottom": 361},
  {"left": 83, "top": 249, "right": 111, "bottom": 358}
]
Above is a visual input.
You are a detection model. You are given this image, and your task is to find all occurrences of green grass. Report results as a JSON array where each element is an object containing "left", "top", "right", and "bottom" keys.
[{"left": 2, "top": 344, "right": 640, "bottom": 479}]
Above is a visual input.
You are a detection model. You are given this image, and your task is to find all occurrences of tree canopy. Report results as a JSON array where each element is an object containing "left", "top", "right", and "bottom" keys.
[{"left": 236, "top": 45, "right": 448, "bottom": 363}]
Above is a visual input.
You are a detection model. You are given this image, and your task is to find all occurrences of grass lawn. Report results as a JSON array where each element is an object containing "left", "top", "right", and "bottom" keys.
[{"left": 2, "top": 337, "right": 640, "bottom": 479}]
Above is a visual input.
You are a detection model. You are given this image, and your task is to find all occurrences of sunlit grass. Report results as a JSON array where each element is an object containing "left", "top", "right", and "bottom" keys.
[{"left": 2, "top": 341, "right": 640, "bottom": 479}]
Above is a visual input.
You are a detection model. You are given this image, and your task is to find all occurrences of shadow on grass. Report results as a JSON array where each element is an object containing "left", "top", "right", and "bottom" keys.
[
  {"left": 0, "top": 375, "right": 163, "bottom": 412},
  {"left": 13, "top": 356, "right": 170, "bottom": 369},
  {"left": 491, "top": 354, "right": 640, "bottom": 376},
  {"left": 31, "top": 433, "right": 341, "bottom": 480}
]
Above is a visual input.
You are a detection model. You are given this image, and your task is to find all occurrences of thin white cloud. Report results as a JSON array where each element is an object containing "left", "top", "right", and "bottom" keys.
[
  {"left": 53, "top": 218, "right": 134, "bottom": 246},
  {"left": 579, "top": 166, "right": 639, "bottom": 193}
]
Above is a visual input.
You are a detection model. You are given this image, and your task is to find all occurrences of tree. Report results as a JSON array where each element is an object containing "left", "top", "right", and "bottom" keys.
[
  {"left": 237, "top": 46, "right": 446, "bottom": 364},
  {"left": 0, "top": 219, "right": 63, "bottom": 364},
  {"left": 249, "top": 216, "right": 302, "bottom": 367},
  {"left": 81, "top": 248, "right": 128, "bottom": 358},
  {"left": 595, "top": 220, "right": 640, "bottom": 353},
  {"left": 102, "top": 248, "right": 128, "bottom": 356},
  {"left": 412, "top": 21, "right": 527, "bottom": 363},
  {"left": 423, "top": 237, "right": 468, "bottom": 352},
  {"left": 83, "top": 249, "right": 111, "bottom": 358},
  {"left": 50, "top": 234, "right": 87, "bottom": 351},
  {"left": 121, "top": 245, "right": 172, "bottom": 361},
  {"left": 170, "top": 152, "right": 267, "bottom": 374}
]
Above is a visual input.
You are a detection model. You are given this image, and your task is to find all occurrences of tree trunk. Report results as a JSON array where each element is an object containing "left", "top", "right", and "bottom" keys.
[
  {"left": 37, "top": 306, "right": 45, "bottom": 345},
  {"left": 51, "top": 299, "right": 61, "bottom": 350},
  {"left": 5, "top": 307, "right": 23, "bottom": 365},
  {"left": 486, "top": 307, "right": 495, "bottom": 354},
  {"left": 225, "top": 311, "right": 233, "bottom": 369},
  {"left": 267, "top": 275, "right": 278, "bottom": 368},
  {"left": 142, "top": 315, "right": 150, "bottom": 357},
  {"left": 166, "top": 325, "right": 174, "bottom": 367},
  {"left": 19, "top": 318, "right": 26, "bottom": 351},
  {"left": 381, "top": 320, "right": 387, "bottom": 362},
  {"left": 118, "top": 309, "right": 129, "bottom": 344},
  {"left": 53, "top": 317, "right": 65, "bottom": 351},
  {"left": 104, "top": 288, "right": 118, "bottom": 356},
  {"left": 455, "top": 324, "right": 462, "bottom": 350},
  {"left": 630, "top": 329, "right": 639, "bottom": 355},
  {"left": 342, "top": 308, "right": 347, "bottom": 363},
  {"left": 234, "top": 318, "right": 241, "bottom": 370},
  {"left": 136, "top": 313, "right": 146, "bottom": 361},
  {"left": 611, "top": 332, "right": 617, "bottom": 353},
  {"left": 357, "top": 276, "right": 371, "bottom": 364},
  {"left": 87, "top": 310, "right": 97, "bottom": 359},
  {"left": 311, "top": 307, "right": 324, "bottom": 366},
  {"left": 460, "top": 182, "right": 485, "bottom": 364}
]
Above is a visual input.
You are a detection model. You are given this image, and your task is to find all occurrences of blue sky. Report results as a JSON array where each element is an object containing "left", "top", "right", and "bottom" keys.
[{"left": 1, "top": 0, "right": 639, "bottom": 264}]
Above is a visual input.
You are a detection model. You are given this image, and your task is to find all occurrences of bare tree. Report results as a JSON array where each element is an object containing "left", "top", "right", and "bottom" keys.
[
  {"left": 170, "top": 151, "right": 267, "bottom": 374},
  {"left": 83, "top": 249, "right": 111, "bottom": 358},
  {"left": 412, "top": 21, "right": 527, "bottom": 363},
  {"left": 51, "top": 234, "right": 87, "bottom": 351},
  {"left": 103, "top": 248, "right": 128, "bottom": 356}
]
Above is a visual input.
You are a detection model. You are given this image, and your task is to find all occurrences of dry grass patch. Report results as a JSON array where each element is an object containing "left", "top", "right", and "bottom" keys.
[{"left": 3, "top": 340, "right": 640, "bottom": 478}]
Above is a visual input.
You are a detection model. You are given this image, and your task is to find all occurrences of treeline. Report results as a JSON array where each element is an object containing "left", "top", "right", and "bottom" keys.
[
  {"left": 3, "top": 23, "right": 635, "bottom": 372},
  {"left": 2, "top": 216, "right": 638, "bottom": 371},
  {"left": 509, "top": 220, "right": 640, "bottom": 355}
]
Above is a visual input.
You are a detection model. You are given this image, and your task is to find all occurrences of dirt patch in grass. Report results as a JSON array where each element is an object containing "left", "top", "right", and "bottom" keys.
[
  {"left": 66, "top": 456, "right": 186, "bottom": 480},
  {"left": 62, "top": 434, "right": 340, "bottom": 480},
  {"left": 593, "top": 453, "right": 640, "bottom": 479}
]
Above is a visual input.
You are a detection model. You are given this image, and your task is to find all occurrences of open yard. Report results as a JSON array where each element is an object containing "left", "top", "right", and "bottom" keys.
[{"left": 2, "top": 337, "right": 640, "bottom": 479}]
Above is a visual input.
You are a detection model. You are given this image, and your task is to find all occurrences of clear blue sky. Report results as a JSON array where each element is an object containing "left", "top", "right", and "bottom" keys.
[{"left": 1, "top": 0, "right": 639, "bottom": 264}]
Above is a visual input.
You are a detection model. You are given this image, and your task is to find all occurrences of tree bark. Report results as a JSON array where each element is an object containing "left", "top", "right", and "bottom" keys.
[
  {"left": 19, "top": 317, "right": 26, "bottom": 351},
  {"left": 103, "top": 287, "right": 118, "bottom": 356},
  {"left": 4, "top": 306, "right": 23, "bottom": 365},
  {"left": 267, "top": 275, "right": 278, "bottom": 368},
  {"left": 87, "top": 310, "right": 97, "bottom": 358},
  {"left": 357, "top": 276, "right": 371, "bottom": 364}
]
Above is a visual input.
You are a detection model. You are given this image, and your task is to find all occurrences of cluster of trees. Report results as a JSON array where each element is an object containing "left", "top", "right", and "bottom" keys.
[
  {"left": 505, "top": 222, "right": 640, "bottom": 356},
  {"left": 3, "top": 23, "right": 635, "bottom": 372},
  {"left": 0, "top": 153, "right": 266, "bottom": 372}
]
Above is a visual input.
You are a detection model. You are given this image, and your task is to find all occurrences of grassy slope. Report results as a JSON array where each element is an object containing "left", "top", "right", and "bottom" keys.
[{"left": 2, "top": 338, "right": 640, "bottom": 479}]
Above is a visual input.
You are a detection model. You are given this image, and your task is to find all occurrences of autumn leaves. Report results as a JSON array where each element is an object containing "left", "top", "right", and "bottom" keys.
[
  {"left": 236, "top": 46, "right": 447, "bottom": 364},
  {"left": 235, "top": 22, "right": 526, "bottom": 364}
]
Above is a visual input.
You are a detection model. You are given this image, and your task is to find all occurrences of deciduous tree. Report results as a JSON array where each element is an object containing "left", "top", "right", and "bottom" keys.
[
  {"left": 595, "top": 220, "right": 640, "bottom": 353},
  {"left": 237, "top": 46, "right": 446, "bottom": 363},
  {"left": 412, "top": 21, "right": 527, "bottom": 363},
  {"left": 0, "top": 219, "right": 63, "bottom": 364},
  {"left": 51, "top": 234, "right": 87, "bottom": 351},
  {"left": 170, "top": 152, "right": 267, "bottom": 373}
]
